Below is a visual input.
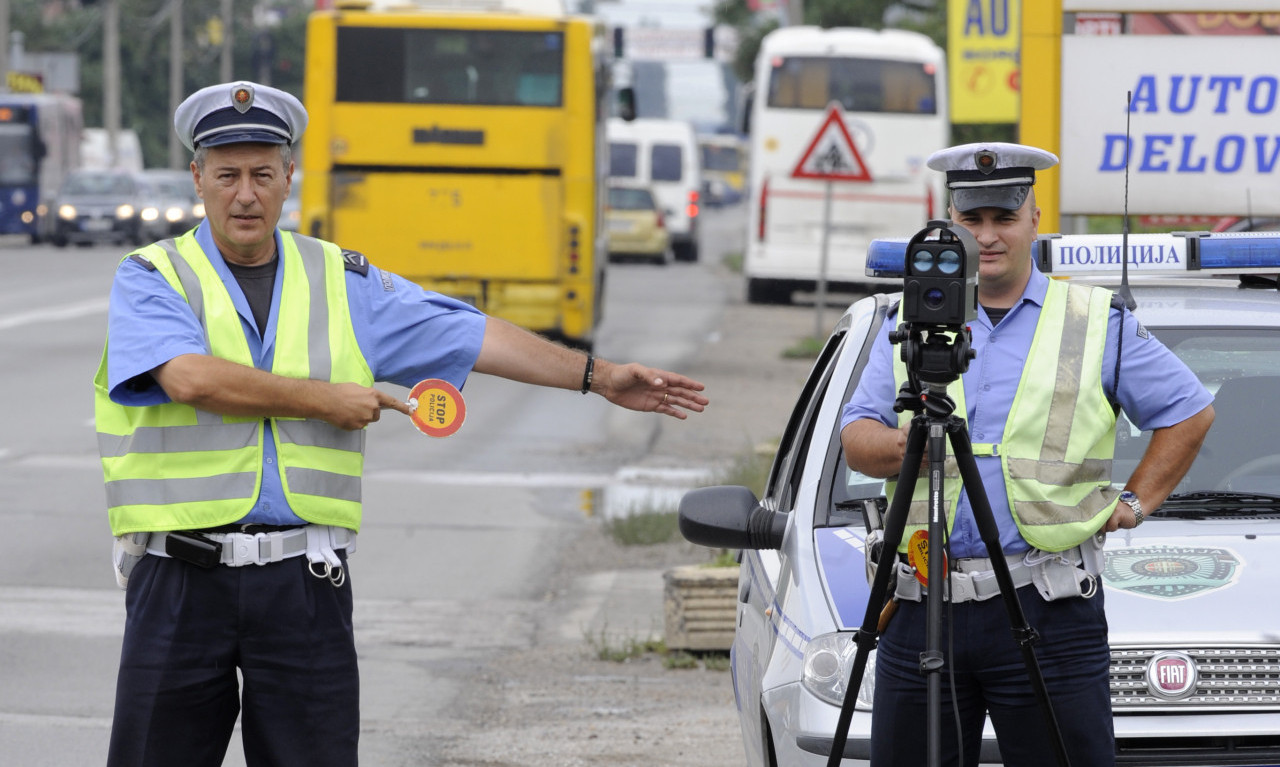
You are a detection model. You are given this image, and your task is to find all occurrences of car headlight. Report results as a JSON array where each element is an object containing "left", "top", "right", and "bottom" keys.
[
  {"left": 57, "top": 203, "right": 77, "bottom": 220},
  {"left": 116, "top": 204, "right": 135, "bottom": 219},
  {"left": 802, "top": 632, "right": 876, "bottom": 710},
  {"left": 140, "top": 206, "right": 160, "bottom": 222},
  {"left": 165, "top": 206, "right": 184, "bottom": 223},
  {"left": 192, "top": 202, "right": 205, "bottom": 218}
]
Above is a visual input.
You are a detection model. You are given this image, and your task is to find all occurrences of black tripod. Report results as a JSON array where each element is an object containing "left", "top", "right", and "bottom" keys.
[{"left": 824, "top": 324, "right": 1070, "bottom": 767}]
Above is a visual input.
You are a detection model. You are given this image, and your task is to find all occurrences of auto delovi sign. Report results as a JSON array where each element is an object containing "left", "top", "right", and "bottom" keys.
[{"left": 1060, "top": 35, "right": 1280, "bottom": 216}]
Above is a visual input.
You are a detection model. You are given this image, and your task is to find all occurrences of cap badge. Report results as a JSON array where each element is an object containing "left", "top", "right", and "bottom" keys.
[
  {"left": 232, "top": 86, "right": 254, "bottom": 114},
  {"left": 974, "top": 150, "right": 997, "bottom": 175}
]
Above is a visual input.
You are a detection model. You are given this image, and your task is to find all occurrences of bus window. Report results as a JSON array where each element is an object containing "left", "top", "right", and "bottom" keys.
[
  {"left": 336, "top": 27, "right": 564, "bottom": 107},
  {"left": 0, "top": 124, "right": 36, "bottom": 185},
  {"left": 610, "top": 142, "right": 638, "bottom": 178},
  {"left": 650, "top": 144, "right": 683, "bottom": 183},
  {"left": 767, "top": 57, "right": 937, "bottom": 115}
]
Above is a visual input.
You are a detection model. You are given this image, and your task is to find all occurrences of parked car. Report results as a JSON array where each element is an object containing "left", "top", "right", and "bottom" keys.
[
  {"left": 139, "top": 169, "right": 203, "bottom": 235},
  {"left": 606, "top": 185, "right": 671, "bottom": 265},
  {"left": 680, "top": 231, "right": 1280, "bottom": 767},
  {"left": 50, "top": 169, "right": 148, "bottom": 247}
]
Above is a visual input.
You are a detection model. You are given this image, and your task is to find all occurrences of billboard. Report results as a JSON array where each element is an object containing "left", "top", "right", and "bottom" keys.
[
  {"left": 1060, "top": 35, "right": 1280, "bottom": 216},
  {"left": 948, "top": 0, "right": 1020, "bottom": 123}
]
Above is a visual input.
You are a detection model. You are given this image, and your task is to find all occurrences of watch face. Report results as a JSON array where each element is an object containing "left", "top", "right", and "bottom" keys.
[{"left": 1120, "top": 491, "right": 1137, "bottom": 503}]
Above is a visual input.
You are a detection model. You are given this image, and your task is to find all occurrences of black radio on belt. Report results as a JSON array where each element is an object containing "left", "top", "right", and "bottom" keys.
[{"left": 165, "top": 531, "right": 221, "bottom": 568}]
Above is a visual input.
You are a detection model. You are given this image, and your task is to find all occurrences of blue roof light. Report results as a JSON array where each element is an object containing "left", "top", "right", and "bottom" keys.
[{"left": 864, "top": 231, "right": 1280, "bottom": 280}]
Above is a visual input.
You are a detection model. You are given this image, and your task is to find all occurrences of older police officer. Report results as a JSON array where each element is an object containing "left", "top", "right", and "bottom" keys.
[
  {"left": 94, "top": 81, "right": 708, "bottom": 767},
  {"left": 840, "top": 143, "right": 1215, "bottom": 766}
]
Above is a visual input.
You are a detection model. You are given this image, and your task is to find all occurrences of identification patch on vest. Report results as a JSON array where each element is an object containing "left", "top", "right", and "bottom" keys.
[
  {"left": 341, "top": 249, "right": 369, "bottom": 276},
  {"left": 408, "top": 378, "right": 466, "bottom": 437}
]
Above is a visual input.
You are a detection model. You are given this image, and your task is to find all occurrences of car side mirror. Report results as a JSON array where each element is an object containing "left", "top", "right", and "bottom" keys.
[{"left": 678, "top": 485, "right": 787, "bottom": 551}]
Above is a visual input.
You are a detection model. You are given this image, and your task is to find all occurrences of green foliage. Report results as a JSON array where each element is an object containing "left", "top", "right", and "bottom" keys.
[
  {"left": 604, "top": 507, "right": 680, "bottom": 546},
  {"left": 14, "top": 0, "right": 310, "bottom": 169}
]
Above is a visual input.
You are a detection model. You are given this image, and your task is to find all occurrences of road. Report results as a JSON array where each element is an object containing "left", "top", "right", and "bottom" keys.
[{"left": 0, "top": 203, "right": 830, "bottom": 765}]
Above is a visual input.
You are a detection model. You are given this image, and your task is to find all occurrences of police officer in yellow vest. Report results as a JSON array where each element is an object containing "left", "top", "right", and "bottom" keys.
[
  {"left": 840, "top": 143, "right": 1215, "bottom": 767},
  {"left": 94, "top": 81, "right": 709, "bottom": 767}
]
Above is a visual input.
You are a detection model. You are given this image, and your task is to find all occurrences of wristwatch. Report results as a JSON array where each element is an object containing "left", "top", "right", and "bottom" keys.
[{"left": 1119, "top": 490, "right": 1144, "bottom": 527}]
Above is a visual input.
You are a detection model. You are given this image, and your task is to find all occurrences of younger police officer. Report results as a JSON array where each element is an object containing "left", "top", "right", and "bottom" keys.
[
  {"left": 94, "top": 81, "right": 708, "bottom": 767},
  {"left": 840, "top": 143, "right": 1214, "bottom": 767}
]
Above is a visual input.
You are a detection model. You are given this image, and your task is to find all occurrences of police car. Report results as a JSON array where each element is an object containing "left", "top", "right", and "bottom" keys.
[{"left": 681, "top": 231, "right": 1280, "bottom": 767}]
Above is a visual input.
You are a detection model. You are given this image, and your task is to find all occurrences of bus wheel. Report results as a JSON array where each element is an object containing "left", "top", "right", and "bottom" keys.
[{"left": 747, "top": 278, "right": 790, "bottom": 305}]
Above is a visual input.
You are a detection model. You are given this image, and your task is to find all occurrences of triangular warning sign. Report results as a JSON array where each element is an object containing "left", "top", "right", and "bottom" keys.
[{"left": 790, "top": 103, "right": 873, "bottom": 183}]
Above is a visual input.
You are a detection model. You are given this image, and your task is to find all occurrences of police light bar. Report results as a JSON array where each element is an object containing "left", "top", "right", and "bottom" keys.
[{"left": 865, "top": 231, "right": 1280, "bottom": 279}]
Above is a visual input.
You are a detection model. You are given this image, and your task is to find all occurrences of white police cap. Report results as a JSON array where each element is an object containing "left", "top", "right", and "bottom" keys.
[
  {"left": 926, "top": 142, "right": 1058, "bottom": 212},
  {"left": 174, "top": 81, "right": 308, "bottom": 153}
]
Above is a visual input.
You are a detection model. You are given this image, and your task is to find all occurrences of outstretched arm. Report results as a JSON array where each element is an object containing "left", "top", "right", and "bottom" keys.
[{"left": 473, "top": 317, "right": 708, "bottom": 419}]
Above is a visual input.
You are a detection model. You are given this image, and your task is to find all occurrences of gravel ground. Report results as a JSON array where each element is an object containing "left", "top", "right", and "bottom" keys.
[{"left": 425, "top": 267, "right": 846, "bottom": 767}]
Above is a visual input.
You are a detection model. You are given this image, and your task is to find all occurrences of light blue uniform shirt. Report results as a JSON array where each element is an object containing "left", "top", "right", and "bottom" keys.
[
  {"left": 104, "top": 222, "right": 487, "bottom": 525},
  {"left": 841, "top": 267, "right": 1213, "bottom": 558}
]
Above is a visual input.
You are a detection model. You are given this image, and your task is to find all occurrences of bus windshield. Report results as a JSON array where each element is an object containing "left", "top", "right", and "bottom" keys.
[
  {"left": 0, "top": 124, "right": 36, "bottom": 185},
  {"left": 336, "top": 27, "right": 564, "bottom": 107},
  {"left": 766, "top": 56, "right": 937, "bottom": 114}
]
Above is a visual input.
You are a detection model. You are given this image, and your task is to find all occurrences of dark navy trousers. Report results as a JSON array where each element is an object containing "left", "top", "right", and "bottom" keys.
[
  {"left": 870, "top": 584, "right": 1114, "bottom": 767},
  {"left": 106, "top": 553, "right": 359, "bottom": 767}
]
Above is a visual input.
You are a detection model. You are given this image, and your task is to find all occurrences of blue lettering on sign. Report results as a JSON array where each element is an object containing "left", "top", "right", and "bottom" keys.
[
  {"left": 1099, "top": 134, "right": 1280, "bottom": 173},
  {"left": 1131, "top": 74, "right": 1248, "bottom": 114},
  {"left": 964, "top": 0, "right": 1009, "bottom": 36},
  {"left": 1057, "top": 245, "right": 1183, "bottom": 267}
]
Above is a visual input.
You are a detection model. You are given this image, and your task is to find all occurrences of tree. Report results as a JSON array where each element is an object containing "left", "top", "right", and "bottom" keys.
[{"left": 11, "top": 0, "right": 309, "bottom": 169}]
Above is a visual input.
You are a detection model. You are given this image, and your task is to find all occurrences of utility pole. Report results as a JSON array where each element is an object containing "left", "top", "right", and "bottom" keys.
[
  {"left": 169, "top": 0, "right": 184, "bottom": 169},
  {"left": 221, "top": 0, "right": 233, "bottom": 81},
  {"left": 104, "top": 0, "right": 121, "bottom": 167},
  {"left": 784, "top": 0, "right": 804, "bottom": 26}
]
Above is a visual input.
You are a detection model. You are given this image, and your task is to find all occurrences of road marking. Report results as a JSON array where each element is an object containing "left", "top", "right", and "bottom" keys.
[
  {"left": 0, "top": 587, "right": 125, "bottom": 637},
  {"left": 0, "top": 298, "right": 108, "bottom": 331}
]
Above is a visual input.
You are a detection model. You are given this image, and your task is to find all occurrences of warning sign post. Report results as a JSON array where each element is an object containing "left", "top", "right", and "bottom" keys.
[{"left": 790, "top": 102, "right": 873, "bottom": 338}]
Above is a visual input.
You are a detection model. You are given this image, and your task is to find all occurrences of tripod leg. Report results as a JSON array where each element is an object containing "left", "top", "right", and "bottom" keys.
[
  {"left": 825, "top": 416, "right": 928, "bottom": 767},
  {"left": 946, "top": 418, "right": 1073, "bottom": 767}
]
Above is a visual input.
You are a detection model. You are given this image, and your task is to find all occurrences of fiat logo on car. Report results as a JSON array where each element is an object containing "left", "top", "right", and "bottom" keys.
[{"left": 1146, "top": 651, "right": 1198, "bottom": 700}]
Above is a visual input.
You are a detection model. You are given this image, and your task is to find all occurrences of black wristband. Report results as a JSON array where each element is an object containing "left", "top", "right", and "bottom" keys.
[{"left": 580, "top": 354, "right": 594, "bottom": 394}]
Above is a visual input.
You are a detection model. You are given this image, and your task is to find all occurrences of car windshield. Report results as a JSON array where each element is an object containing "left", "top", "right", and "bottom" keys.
[
  {"left": 608, "top": 187, "right": 654, "bottom": 211},
  {"left": 64, "top": 173, "right": 135, "bottom": 196},
  {"left": 836, "top": 323, "right": 1280, "bottom": 509}
]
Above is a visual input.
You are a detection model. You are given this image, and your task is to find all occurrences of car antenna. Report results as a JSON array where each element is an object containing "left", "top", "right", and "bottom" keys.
[{"left": 1118, "top": 90, "right": 1137, "bottom": 311}]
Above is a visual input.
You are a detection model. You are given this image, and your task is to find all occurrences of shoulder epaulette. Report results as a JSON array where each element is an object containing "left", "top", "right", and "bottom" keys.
[
  {"left": 341, "top": 249, "right": 369, "bottom": 276},
  {"left": 128, "top": 253, "right": 157, "bottom": 271}
]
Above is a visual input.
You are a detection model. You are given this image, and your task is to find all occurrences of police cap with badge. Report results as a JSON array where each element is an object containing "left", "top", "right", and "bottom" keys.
[
  {"left": 174, "top": 80, "right": 308, "bottom": 152},
  {"left": 926, "top": 142, "right": 1058, "bottom": 212}
]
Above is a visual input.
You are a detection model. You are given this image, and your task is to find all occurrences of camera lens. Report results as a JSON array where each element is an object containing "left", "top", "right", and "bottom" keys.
[
  {"left": 912, "top": 249, "right": 935, "bottom": 274},
  {"left": 924, "top": 287, "right": 945, "bottom": 309},
  {"left": 937, "top": 249, "right": 961, "bottom": 275}
]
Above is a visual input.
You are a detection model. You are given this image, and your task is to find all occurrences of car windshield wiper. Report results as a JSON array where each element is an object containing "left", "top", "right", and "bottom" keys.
[{"left": 1157, "top": 491, "right": 1280, "bottom": 517}]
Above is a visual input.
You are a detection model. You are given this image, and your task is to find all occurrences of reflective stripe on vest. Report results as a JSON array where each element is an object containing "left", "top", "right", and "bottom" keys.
[
  {"left": 887, "top": 281, "right": 1119, "bottom": 553},
  {"left": 94, "top": 230, "right": 373, "bottom": 535}
]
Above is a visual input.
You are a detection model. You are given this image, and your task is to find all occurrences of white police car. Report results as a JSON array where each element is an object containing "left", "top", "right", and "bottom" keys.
[{"left": 681, "top": 231, "right": 1280, "bottom": 766}]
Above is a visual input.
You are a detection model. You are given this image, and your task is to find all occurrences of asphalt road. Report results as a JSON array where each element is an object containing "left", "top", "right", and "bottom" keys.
[{"left": 0, "top": 203, "right": 837, "bottom": 765}]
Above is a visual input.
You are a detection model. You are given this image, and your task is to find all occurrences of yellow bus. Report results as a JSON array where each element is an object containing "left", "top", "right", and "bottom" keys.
[{"left": 302, "top": 0, "right": 617, "bottom": 349}]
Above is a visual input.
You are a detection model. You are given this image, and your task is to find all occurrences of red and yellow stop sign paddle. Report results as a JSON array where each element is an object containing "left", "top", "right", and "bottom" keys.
[{"left": 408, "top": 379, "right": 466, "bottom": 438}]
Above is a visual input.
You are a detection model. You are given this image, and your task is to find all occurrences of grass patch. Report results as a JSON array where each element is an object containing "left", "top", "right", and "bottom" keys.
[
  {"left": 782, "top": 335, "right": 825, "bottom": 359},
  {"left": 584, "top": 626, "right": 667, "bottom": 662},
  {"left": 604, "top": 506, "right": 680, "bottom": 546},
  {"left": 715, "top": 441, "right": 775, "bottom": 498},
  {"left": 722, "top": 250, "right": 744, "bottom": 273}
]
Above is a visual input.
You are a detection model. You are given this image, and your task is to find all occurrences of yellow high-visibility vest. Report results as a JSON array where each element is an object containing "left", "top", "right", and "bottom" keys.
[
  {"left": 886, "top": 280, "right": 1119, "bottom": 553},
  {"left": 94, "top": 231, "right": 373, "bottom": 536}
]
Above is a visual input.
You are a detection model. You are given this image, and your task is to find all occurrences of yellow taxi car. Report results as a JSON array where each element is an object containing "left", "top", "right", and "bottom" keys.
[{"left": 605, "top": 184, "right": 671, "bottom": 265}]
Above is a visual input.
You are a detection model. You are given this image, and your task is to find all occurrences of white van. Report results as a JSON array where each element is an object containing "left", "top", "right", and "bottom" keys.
[{"left": 607, "top": 117, "right": 703, "bottom": 261}]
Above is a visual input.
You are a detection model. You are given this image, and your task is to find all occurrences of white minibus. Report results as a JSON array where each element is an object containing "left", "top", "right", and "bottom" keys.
[
  {"left": 744, "top": 26, "right": 948, "bottom": 303},
  {"left": 607, "top": 117, "right": 703, "bottom": 261}
]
